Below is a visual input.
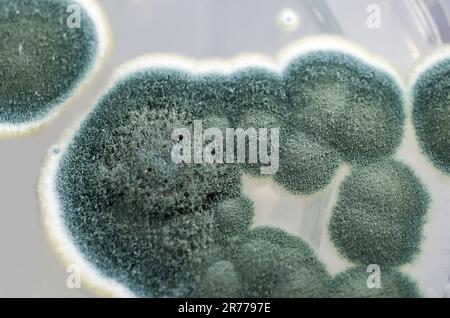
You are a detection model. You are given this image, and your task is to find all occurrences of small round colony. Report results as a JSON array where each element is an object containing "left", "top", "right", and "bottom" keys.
[
  {"left": 0, "top": 0, "right": 108, "bottom": 137},
  {"left": 329, "top": 160, "right": 430, "bottom": 268}
]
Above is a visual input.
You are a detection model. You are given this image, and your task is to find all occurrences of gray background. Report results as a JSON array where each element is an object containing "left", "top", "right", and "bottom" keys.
[{"left": 0, "top": 0, "right": 449, "bottom": 297}]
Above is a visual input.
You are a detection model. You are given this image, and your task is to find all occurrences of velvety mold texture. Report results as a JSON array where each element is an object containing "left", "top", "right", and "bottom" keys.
[{"left": 412, "top": 55, "right": 450, "bottom": 174}]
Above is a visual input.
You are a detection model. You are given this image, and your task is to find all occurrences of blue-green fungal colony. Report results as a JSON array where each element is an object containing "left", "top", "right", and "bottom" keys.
[
  {"left": 41, "top": 41, "right": 431, "bottom": 297},
  {"left": 0, "top": 0, "right": 107, "bottom": 136},
  {"left": 412, "top": 53, "right": 450, "bottom": 174}
]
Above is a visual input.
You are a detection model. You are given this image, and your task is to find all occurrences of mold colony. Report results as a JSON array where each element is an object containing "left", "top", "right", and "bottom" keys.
[
  {"left": 412, "top": 53, "right": 450, "bottom": 175},
  {"left": 0, "top": 0, "right": 108, "bottom": 137},
  {"left": 40, "top": 39, "right": 430, "bottom": 297}
]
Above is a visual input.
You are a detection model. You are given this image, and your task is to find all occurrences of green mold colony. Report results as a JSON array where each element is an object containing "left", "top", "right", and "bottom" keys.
[
  {"left": 412, "top": 57, "right": 450, "bottom": 174},
  {"left": 53, "top": 48, "right": 425, "bottom": 297},
  {"left": 273, "top": 51, "right": 406, "bottom": 193},
  {"left": 232, "top": 227, "right": 332, "bottom": 298},
  {"left": 57, "top": 80, "right": 240, "bottom": 296},
  {"left": 283, "top": 52, "right": 405, "bottom": 165},
  {"left": 0, "top": 0, "right": 100, "bottom": 126},
  {"left": 329, "top": 160, "right": 429, "bottom": 267}
]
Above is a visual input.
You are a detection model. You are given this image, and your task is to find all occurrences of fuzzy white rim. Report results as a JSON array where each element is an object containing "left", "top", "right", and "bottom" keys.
[
  {"left": 39, "top": 35, "right": 406, "bottom": 298},
  {"left": 110, "top": 35, "right": 404, "bottom": 90},
  {"left": 408, "top": 46, "right": 450, "bottom": 91},
  {"left": 0, "top": 0, "right": 112, "bottom": 139}
]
